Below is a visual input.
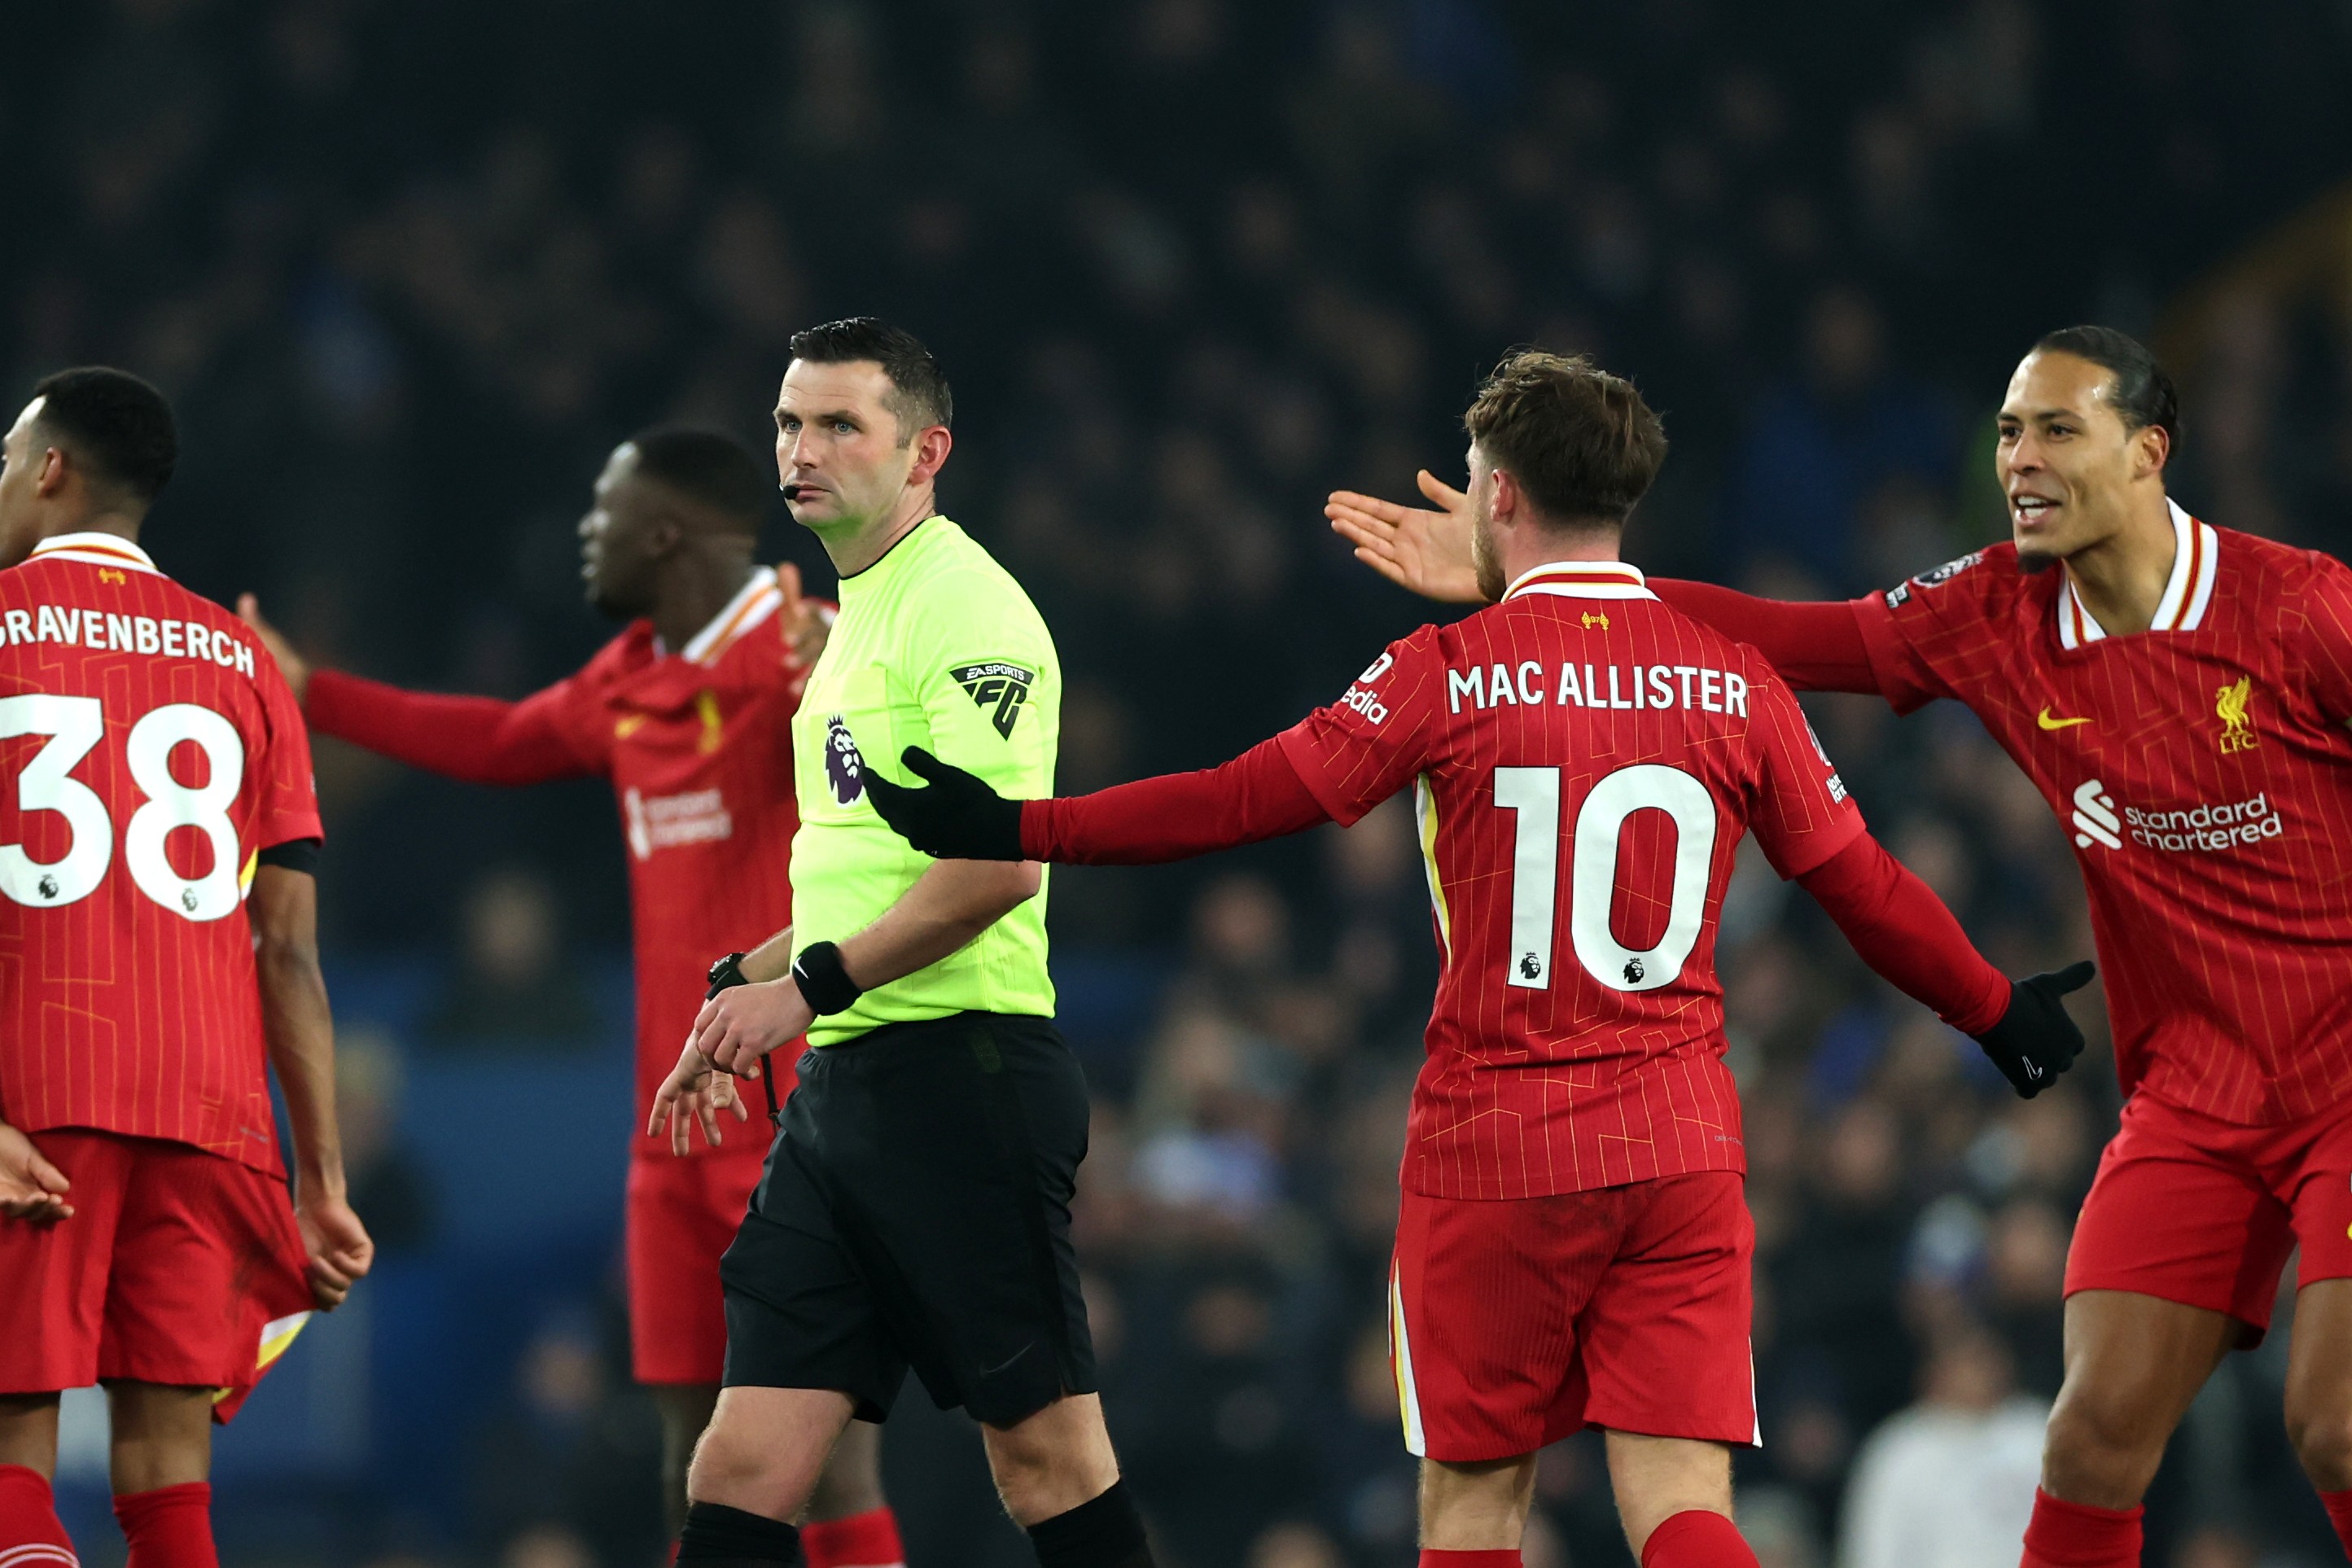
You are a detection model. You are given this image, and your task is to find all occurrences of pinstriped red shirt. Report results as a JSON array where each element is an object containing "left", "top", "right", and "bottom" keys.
[
  {"left": 1281, "top": 561, "right": 1864, "bottom": 1199},
  {"left": 0, "top": 533, "right": 322, "bottom": 1175},
  {"left": 1855, "top": 506, "right": 2352, "bottom": 1125}
]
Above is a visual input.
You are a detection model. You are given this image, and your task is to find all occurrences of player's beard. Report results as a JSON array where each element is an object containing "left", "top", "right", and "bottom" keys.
[
  {"left": 1471, "top": 511, "right": 1506, "bottom": 603},
  {"left": 2015, "top": 546, "right": 2060, "bottom": 576}
]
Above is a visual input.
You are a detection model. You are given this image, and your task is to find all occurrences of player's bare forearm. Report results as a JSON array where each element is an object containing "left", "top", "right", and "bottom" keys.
[
  {"left": 838, "top": 859, "right": 1043, "bottom": 990},
  {"left": 251, "top": 865, "right": 345, "bottom": 1198}
]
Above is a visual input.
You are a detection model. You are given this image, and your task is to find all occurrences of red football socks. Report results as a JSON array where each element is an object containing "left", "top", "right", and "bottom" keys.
[
  {"left": 1417, "top": 1553, "right": 1521, "bottom": 1567},
  {"left": 1641, "top": 1510, "right": 1759, "bottom": 1568},
  {"left": 2020, "top": 1488, "right": 2141, "bottom": 1567},
  {"left": 2319, "top": 1488, "right": 2352, "bottom": 1557},
  {"left": 113, "top": 1483, "right": 216, "bottom": 1568},
  {"left": 0, "top": 1464, "right": 76, "bottom": 1560},
  {"left": 802, "top": 1506, "right": 907, "bottom": 1568}
]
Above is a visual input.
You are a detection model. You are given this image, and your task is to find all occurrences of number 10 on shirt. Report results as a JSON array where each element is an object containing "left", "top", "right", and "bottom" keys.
[{"left": 1494, "top": 762, "right": 1718, "bottom": 994}]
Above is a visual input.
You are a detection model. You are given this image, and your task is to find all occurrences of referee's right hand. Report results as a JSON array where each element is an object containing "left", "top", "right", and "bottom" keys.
[{"left": 865, "top": 747, "right": 1027, "bottom": 861}]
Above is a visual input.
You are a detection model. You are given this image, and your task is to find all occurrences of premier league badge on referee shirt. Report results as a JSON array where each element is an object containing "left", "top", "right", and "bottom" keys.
[{"left": 826, "top": 714, "right": 865, "bottom": 805}]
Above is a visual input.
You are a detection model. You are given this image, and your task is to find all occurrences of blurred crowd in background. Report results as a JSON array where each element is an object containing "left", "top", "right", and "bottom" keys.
[{"left": 10, "top": 0, "right": 2352, "bottom": 1564}]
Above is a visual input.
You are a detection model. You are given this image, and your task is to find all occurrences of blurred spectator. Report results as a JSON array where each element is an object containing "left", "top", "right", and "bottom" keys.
[
  {"left": 1837, "top": 1325, "right": 2047, "bottom": 1568},
  {"left": 422, "top": 868, "right": 600, "bottom": 1047},
  {"left": 470, "top": 1309, "right": 664, "bottom": 1566},
  {"left": 335, "top": 1026, "right": 436, "bottom": 1253}
]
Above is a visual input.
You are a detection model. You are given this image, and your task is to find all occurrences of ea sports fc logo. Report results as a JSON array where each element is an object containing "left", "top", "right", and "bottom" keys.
[{"left": 825, "top": 715, "right": 865, "bottom": 806}]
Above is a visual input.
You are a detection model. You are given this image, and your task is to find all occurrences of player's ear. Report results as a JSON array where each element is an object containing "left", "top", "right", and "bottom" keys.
[
  {"left": 2134, "top": 423, "right": 2170, "bottom": 480},
  {"left": 34, "top": 446, "right": 68, "bottom": 498}
]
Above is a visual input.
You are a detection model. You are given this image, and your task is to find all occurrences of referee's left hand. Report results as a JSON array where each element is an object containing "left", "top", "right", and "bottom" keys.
[{"left": 689, "top": 976, "right": 814, "bottom": 1080}]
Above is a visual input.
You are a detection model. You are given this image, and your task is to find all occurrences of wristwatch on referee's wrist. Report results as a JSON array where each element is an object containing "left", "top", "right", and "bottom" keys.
[
  {"left": 790, "top": 941, "right": 865, "bottom": 1017},
  {"left": 705, "top": 951, "right": 751, "bottom": 999}
]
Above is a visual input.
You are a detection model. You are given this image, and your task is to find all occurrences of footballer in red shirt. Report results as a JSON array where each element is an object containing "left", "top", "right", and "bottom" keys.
[
  {"left": 0, "top": 369, "right": 373, "bottom": 1566},
  {"left": 1332, "top": 328, "right": 2352, "bottom": 1568},
  {"left": 239, "top": 430, "right": 903, "bottom": 1563},
  {"left": 864, "top": 353, "right": 2091, "bottom": 1568}
]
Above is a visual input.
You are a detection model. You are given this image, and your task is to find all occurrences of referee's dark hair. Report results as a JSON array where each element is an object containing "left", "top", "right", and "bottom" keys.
[
  {"left": 29, "top": 366, "right": 178, "bottom": 506},
  {"left": 2032, "top": 325, "right": 2179, "bottom": 462},
  {"left": 789, "top": 317, "right": 953, "bottom": 439},
  {"left": 628, "top": 427, "right": 770, "bottom": 534}
]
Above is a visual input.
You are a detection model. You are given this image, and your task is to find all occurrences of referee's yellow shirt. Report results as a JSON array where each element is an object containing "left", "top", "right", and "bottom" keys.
[{"left": 788, "top": 515, "right": 1058, "bottom": 1045}]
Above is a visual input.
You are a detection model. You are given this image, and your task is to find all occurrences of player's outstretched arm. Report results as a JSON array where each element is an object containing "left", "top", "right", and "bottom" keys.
[
  {"left": 1646, "top": 580, "right": 1883, "bottom": 694},
  {"left": 239, "top": 595, "right": 590, "bottom": 786},
  {"left": 1325, "top": 471, "right": 1487, "bottom": 604},
  {"left": 1798, "top": 834, "right": 2093, "bottom": 1097},
  {"left": 0, "top": 1121, "right": 73, "bottom": 1224},
  {"left": 865, "top": 738, "right": 1333, "bottom": 865},
  {"left": 251, "top": 861, "right": 375, "bottom": 1307}
]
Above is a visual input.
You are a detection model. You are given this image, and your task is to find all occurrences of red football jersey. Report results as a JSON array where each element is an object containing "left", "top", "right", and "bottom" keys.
[
  {"left": 1280, "top": 560, "right": 1864, "bottom": 1199},
  {"left": 1855, "top": 501, "right": 2352, "bottom": 1125},
  {"left": 0, "top": 533, "right": 322, "bottom": 1176},
  {"left": 307, "top": 569, "right": 810, "bottom": 1159}
]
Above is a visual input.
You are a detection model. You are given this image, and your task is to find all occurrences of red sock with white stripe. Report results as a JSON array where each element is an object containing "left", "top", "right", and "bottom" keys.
[
  {"left": 2318, "top": 1489, "right": 2352, "bottom": 1558},
  {"left": 112, "top": 1483, "right": 216, "bottom": 1568},
  {"left": 2019, "top": 1489, "right": 2140, "bottom": 1567},
  {"left": 1640, "top": 1510, "right": 1758, "bottom": 1567},
  {"left": 0, "top": 1464, "right": 77, "bottom": 1561},
  {"left": 802, "top": 1506, "right": 905, "bottom": 1568},
  {"left": 1417, "top": 1552, "right": 1519, "bottom": 1567}
]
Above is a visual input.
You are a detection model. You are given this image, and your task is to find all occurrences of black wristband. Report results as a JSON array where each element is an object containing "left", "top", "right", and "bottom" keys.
[
  {"left": 705, "top": 951, "right": 751, "bottom": 999},
  {"left": 790, "top": 941, "right": 864, "bottom": 1016}
]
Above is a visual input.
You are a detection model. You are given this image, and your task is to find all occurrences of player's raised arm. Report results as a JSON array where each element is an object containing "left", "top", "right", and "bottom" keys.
[
  {"left": 239, "top": 597, "right": 592, "bottom": 786},
  {"left": 248, "top": 858, "right": 374, "bottom": 1307},
  {"left": 1325, "top": 469, "right": 1487, "bottom": 604}
]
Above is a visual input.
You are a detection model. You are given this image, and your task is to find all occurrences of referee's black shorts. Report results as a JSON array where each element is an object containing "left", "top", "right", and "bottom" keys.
[{"left": 718, "top": 1010, "right": 1097, "bottom": 1428}]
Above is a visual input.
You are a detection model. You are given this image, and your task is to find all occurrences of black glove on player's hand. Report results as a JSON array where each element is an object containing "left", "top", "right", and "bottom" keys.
[
  {"left": 864, "top": 747, "right": 1027, "bottom": 861},
  {"left": 1971, "top": 960, "right": 2096, "bottom": 1098}
]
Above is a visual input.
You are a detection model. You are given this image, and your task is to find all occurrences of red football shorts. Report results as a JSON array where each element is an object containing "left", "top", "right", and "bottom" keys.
[
  {"left": 0, "top": 1130, "right": 313, "bottom": 1421},
  {"left": 2066, "top": 1088, "right": 2352, "bottom": 1339},
  {"left": 626, "top": 1148, "right": 764, "bottom": 1385},
  {"left": 1389, "top": 1172, "right": 1758, "bottom": 1462}
]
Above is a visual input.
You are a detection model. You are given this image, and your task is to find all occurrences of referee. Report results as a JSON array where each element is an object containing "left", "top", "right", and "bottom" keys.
[{"left": 648, "top": 318, "right": 1154, "bottom": 1568}]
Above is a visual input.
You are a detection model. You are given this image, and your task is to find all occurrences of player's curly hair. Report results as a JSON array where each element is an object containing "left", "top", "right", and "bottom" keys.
[
  {"left": 29, "top": 366, "right": 177, "bottom": 505},
  {"left": 1463, "top": 349, "right": 1667, "bottom": 528}
]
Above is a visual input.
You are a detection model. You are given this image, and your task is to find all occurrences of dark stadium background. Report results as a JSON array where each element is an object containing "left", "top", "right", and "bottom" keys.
[{"left": 10, "top": 2, "right": 2352, "bottom": 1564}]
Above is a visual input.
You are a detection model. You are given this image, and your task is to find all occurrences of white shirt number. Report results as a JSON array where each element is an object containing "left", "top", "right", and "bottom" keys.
[
  {"left": 0, "top": 694, "right": 247, "bottom": 922},
  {"left": 1493, "top": 762, "right": 1719, "bottom": 993}
]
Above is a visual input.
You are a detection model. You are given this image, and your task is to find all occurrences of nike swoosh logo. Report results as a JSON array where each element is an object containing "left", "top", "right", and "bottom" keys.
[{"left": 2038, "top": 708, "right": 2091, "bottom": 730}]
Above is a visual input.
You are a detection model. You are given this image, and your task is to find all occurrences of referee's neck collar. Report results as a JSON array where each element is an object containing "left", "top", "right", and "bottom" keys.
[{"left": 836, "top": 511, "right": 943, "bottom": 582}]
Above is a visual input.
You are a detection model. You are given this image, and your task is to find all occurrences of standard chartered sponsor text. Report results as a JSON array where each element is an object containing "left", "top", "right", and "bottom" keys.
[{"left": 2122, "top": 791, "right": 2284, "bottom": 852}]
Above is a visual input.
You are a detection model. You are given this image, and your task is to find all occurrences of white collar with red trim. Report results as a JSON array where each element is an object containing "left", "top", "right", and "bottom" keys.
[
  {"left": 2056, "top": 499, "right": 2216, "bottom": 649},
  {"left": 1501, "top": 559, "right": 1658, "bottom": 602},
  {"left": 26, "top": 531, "right": 160, "bottom": 574},
  {"left": 655, "top": 566, "right": 782, "bottom": 665}
]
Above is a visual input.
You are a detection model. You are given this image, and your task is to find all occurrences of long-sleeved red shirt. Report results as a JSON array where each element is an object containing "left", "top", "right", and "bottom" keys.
[
  {"left": 1023, "top": 738, "right": 2008, "bottom": 1037},
  {"left": 306, "top": 570, "right": 812, "bottom": 1158}
]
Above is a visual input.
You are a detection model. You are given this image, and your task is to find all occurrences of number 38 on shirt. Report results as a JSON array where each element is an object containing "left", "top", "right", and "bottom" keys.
[{"left": 0, "top": 694, "right": 249, "bottom": 921}]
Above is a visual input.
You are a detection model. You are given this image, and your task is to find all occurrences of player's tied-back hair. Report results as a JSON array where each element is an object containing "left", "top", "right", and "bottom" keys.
[
  {"left": 2032, "top": 324, "right": 2180, "bottom": 457},
  {"left": 30, "top": 366, "right": 178, "bottom": 505},
  {"left": 788, "top": 316, "right": 954, "bottom": 439},
  {"left": 1464, "top": 349, "right": 1668, "bottom": 528},
  {"left": 628, "top": 426, "right": 772, "bottom": 532}
]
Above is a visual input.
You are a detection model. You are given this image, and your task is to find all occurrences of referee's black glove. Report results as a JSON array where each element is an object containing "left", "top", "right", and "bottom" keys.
[
  {"left": 864, "top": 747, "right": 1027, "bottom": 861},
  {"left": 1971, "top": 960, "right": 2096, "bottom": 1098}
]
